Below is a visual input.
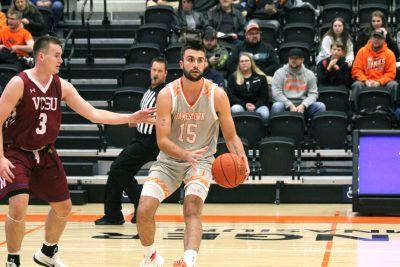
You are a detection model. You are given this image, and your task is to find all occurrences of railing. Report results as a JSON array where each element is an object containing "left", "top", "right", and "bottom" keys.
[
  {"left": 81, "top": 0, "right": 94, "bottom": 63},
  {"left": 102, "top": 0, "right": 110, "bottom": 25},
  {"left": 62, "top": 29, "right": 75, "bottom": 82}
]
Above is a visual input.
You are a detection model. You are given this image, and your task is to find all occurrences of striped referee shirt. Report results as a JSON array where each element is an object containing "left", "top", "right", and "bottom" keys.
[{"left": 137, "top": 83, "right": 165, "bottom": 135}]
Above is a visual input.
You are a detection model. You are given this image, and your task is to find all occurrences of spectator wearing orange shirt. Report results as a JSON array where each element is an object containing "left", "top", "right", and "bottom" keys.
[{"left": 0, "top": 10, "right": 34, "bottom": 70}]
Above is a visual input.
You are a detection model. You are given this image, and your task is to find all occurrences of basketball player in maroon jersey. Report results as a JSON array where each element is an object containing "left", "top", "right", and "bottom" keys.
[{"left": 0, "top": 35, "right": 156, "bottom": 267}]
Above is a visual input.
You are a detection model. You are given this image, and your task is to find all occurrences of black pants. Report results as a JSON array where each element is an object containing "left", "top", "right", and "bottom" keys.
[{"left": 103, "top": 133, "right": 159, "bottom": 220}]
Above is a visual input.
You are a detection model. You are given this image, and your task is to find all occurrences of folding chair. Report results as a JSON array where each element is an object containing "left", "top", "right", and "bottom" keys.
[
  {"left": 318, "top": 85, "right": 349, "bottom": 112},
  {"left": 144, "top": 5, "right": 175, "bottom": 30},
  {"left": 312, "top": 111, "right": 349, "bottom": 149},
  {"left": 232, "top": 112, "right": 266, "bottom": 149},
  {"left": 259, "top": 136, "right": 299, "bottom": 204},
  {"left": 165, "top": 43, "right": 184, "bottom": 65},
  {"left": 269, "top": 111, "right": 305, "bottom": 148},
  {"left": 109, "top": 86, "right": 146, "bottom": 112},
  {"left": 118, "top": 64, "right": 151, "bottom": 88},
  {"left": 136, "top": 23, "right": 170, "bottom": 51},
  {"left": 0, "top": 64, "right": 19, "bottom": 89},
  {"left": 125, "top": 43, "right": 161, "bottom": 65}
]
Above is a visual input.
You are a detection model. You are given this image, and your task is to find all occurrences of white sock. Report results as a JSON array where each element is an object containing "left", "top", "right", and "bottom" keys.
[
  {"left": 143, "top": 244, "right": 156, "bottom": 260},
  {"left": 183, "top": 249, "right": 197, "bottom": 267}
]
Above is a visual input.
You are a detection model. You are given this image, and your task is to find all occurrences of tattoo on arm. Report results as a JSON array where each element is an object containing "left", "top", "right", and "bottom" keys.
[{"left": 161, "top": 119, "right": 166, "bottom": 126}]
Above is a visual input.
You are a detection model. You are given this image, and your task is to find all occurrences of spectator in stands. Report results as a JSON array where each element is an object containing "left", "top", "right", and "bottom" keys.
[
  {"left": 10, "top": 0, "right": 45, "bottom": 37},
  {"left": 202, "top": 28, "right": 228, "bottom": 74},
  {"left": 171, "top": 0, "right": 208, "bottom": 43},
  {"left": 0, "top": 3, "right": 6, "bottom": 30},
  {"left": 227, "top": 21, "right": 280, "bottom": 78},
  {"left": 351, "top": 28, "right": 397, "bottom": 103},
  {"left": 204, "top": 60, "right": 225, "bottom": 88},
  {"left": 272, "top": 48, "right": 326, "bottom": 117},
  {"left": 206, "top": 0, "right": 246, "bottom": 45},
  {"left": 316, "top": 41, "right": 349, "bottom": 87},
  {"left": 245, "top": 0, "right": 281, "bottom": 27},
  {"left": 0, "top": 10, "right": 34, "bottom": 71},
  {"left": 31, "top": 0, "right": 64, "bottom": 33},
  {"left": 95, "top": 57, "right": 167, "bottom": 226},
  {"left": 316, "top": 17, "right": 354, "bottom": 67},
  {"left": 275, "top": 0, "right": 319, "bottom": 16},
  {"left": 355, "top": 10, "right": 398, "bottom": 60},
  {"left": 227, "top": 52, "right": 270, "bottom": 122},
  {"left": 146, "top": 0, "right": 179, "bottom": 10}
]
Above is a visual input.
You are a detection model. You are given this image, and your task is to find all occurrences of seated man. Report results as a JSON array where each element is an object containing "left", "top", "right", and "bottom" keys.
[
  {"left": 316, "top": 41, "right": 349, "bottom": 87},
  {"left": 202, "top": 28, "right": 229, "bottom": 74},
  {"left": 272, "top": 48, "right": 326, "bottom": 118},
  {"left": 351, "top": 28, "right": 397, "bottom": 105},
  {"left": 0, "top": 10, "right": 34, "bottom": 70}
]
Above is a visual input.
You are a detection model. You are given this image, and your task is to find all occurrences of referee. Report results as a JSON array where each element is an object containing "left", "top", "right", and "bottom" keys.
[{"left": 95, "top": 57, "right": 167, "bottom": 225}]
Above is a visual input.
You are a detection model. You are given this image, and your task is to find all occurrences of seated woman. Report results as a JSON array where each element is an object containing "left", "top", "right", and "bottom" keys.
[
  {"left": 316, "top": 17, "right": 354, "bottom": 67},
  {"left": 227, "top": 52, "right": 270, "bottom": 122},
  {"left": 355, "top": 10, "right": 399, "bottom": 60},
  {"left": 10, "top": 0, "right": 45, "bottom": 37}
]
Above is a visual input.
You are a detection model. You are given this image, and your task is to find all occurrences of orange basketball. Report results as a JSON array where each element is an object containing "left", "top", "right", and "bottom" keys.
[{"left": 212, "top": 153, "right": 247, "bottom": 188}]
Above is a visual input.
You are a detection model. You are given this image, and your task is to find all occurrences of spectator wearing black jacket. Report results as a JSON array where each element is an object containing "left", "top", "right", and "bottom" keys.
[
  {"left": 10, "top": 0, "right": 45, "bottom": 37},
  {"left": 227, "top": 21, "right": 280, "bottom": 77},
  {"left": 171, "top": 0, "right": 208, "bottom": 42},
  {"left": 206, "top": 0, "right": 246, "bottom": 44},
  {"left": 354, "top": 10, "right": 399, "bottom": 60},
  {"left": 227, "top": 52, "right": 270, "bottom": 122},
  {"left": 316, "top": 41, "right": 349, "bottom": 86}
]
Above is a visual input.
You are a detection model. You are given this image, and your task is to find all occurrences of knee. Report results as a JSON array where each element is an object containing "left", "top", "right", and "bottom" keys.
[
  {"left": 52, "top": 199, "right": 72, "bottom": 218},
  {"left": 52, "top": 1, "right": 64, "bottom": 12},
  {"left": 271, "top": 102, "right": 284, "bottom": 113},
  {"left": 231, "top": 104, "right": 245, "bottom": 113},
  {"left": 137, "top": 197, "right": 158, "bottom": 222},
  {"left": 183, "top": 196, "right": 203, "bottom": 220}
]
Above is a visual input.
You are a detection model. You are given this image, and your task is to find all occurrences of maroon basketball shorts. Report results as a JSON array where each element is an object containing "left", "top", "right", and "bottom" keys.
[{"left": 0, "top": 145, "right": 70, "bottom": 202}]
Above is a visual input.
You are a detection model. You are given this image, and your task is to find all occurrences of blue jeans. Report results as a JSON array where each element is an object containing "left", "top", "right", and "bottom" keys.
[
  {"left": 52, "top": 1, "right": 64, "bottom": 27},
  {"left": 231, "top": 104, "right": 270, "bottom": 121},
  {"left": 271, "top": 102, "right": 326, "bottom": 118}
]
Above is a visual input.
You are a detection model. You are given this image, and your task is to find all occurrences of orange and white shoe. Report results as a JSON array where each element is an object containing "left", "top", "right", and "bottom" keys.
[
  {"left": 173, "top": 257, "right": 192, "bottom": 267},
  {"left": 140, "top": 252, "right": 164, "bottom": 267}
]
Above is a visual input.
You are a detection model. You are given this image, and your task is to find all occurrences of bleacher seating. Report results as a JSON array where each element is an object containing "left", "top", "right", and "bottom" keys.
[{"left": 46, "top": 0, "right": 400, "bottom": 203}]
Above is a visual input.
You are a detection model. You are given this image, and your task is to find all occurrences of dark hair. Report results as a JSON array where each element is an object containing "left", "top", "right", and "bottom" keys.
[
  {"left": 180, "top": 42, "right": 206, "bottom": 59},
  {"left": 151, "top": 56, "right": 168, "bottom": 70},
  {"left": 368, "top": 10, "right": 392, "bottom": 38},
  {"left": 33, "top": 35, "right": 63, "bottom": 59},
  {"left": 322, "top": 17, "right": 351, "bottom": 52}
]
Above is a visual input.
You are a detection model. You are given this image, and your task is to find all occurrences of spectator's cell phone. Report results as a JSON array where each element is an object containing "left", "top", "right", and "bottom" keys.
[{"left": 215, "top": 53, "right": 221, "bottom": 58}]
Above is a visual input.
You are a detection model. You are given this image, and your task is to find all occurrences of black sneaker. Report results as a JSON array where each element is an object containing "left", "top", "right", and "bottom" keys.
[{"left": 94, "top": 216, "right": 125, "bottom": 225}]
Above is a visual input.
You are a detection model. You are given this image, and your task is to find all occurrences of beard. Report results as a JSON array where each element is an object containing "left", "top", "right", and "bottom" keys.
[{"left": 183, "top": 68, "right": 203, "bottom": 82}]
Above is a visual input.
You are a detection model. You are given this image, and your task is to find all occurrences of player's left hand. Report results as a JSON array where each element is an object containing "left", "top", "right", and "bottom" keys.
[{"left": 130, "top": 107, "right": 156, "bottom": 124}]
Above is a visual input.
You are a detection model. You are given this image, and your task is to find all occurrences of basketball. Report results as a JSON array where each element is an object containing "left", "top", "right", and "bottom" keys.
[{"left": 212, "top": 153, "right": 247, "bottom": 188}]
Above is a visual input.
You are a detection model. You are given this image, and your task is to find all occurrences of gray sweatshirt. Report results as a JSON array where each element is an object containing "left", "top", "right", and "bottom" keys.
[{"left": 272, "top": 64, "right": 318, "bottom": 108}]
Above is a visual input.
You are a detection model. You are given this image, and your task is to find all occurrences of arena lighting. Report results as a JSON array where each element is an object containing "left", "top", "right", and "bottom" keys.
[{"left": 352, "top": 130, "right": 400, "bottom": 215}]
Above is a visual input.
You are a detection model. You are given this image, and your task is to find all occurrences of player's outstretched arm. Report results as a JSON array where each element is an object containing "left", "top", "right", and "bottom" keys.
[
  {"left": 156, "top": 87, "right": 207, "bottom": 169},
  {"left": 61, "top": 78, "right": 156, "bottom": 125},
  {"left": 215, "top": 87, "right": 250, "bottom": 176},
  {"left": 0, "top": 77, "right": 24, "bottom": 182}
]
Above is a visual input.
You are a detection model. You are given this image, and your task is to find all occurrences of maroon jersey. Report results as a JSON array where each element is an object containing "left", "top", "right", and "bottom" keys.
[{"left": 3, "top": 71, "right": 62, "bottom": 150}]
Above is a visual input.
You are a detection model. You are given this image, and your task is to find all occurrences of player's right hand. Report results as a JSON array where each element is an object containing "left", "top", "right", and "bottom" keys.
[
  {"left": 185, "top": 146, "right": 208, "bottom": 170},
  {"left": 0, "top": 157, "right": 15, "bottom": 183}
]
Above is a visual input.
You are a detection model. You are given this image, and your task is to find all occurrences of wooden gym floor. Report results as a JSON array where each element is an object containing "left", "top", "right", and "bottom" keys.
[{"left": 1, "top": 203, "right": 400, "bottom": 266}]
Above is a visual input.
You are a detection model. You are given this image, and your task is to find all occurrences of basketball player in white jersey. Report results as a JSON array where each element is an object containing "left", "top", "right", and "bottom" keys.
[{"left": 137, "top": 43, "right": 250, "bottom": 267}]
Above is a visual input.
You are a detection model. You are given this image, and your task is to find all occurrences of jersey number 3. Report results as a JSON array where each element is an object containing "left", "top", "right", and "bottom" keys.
[
  {"left": 178, "top": 123, "right": 197, "bottom": 144},
  {"left": 36, "top": 113, "right": 47, "bottom": 135}
]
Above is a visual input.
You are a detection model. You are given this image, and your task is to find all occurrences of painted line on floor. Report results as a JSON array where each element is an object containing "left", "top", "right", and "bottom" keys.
[
  {"left": 1, "top": 214, "right": 400, "bottom": 223},
  {"left": 321, "top": 211, "right": 339, "bottom": 267}
]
